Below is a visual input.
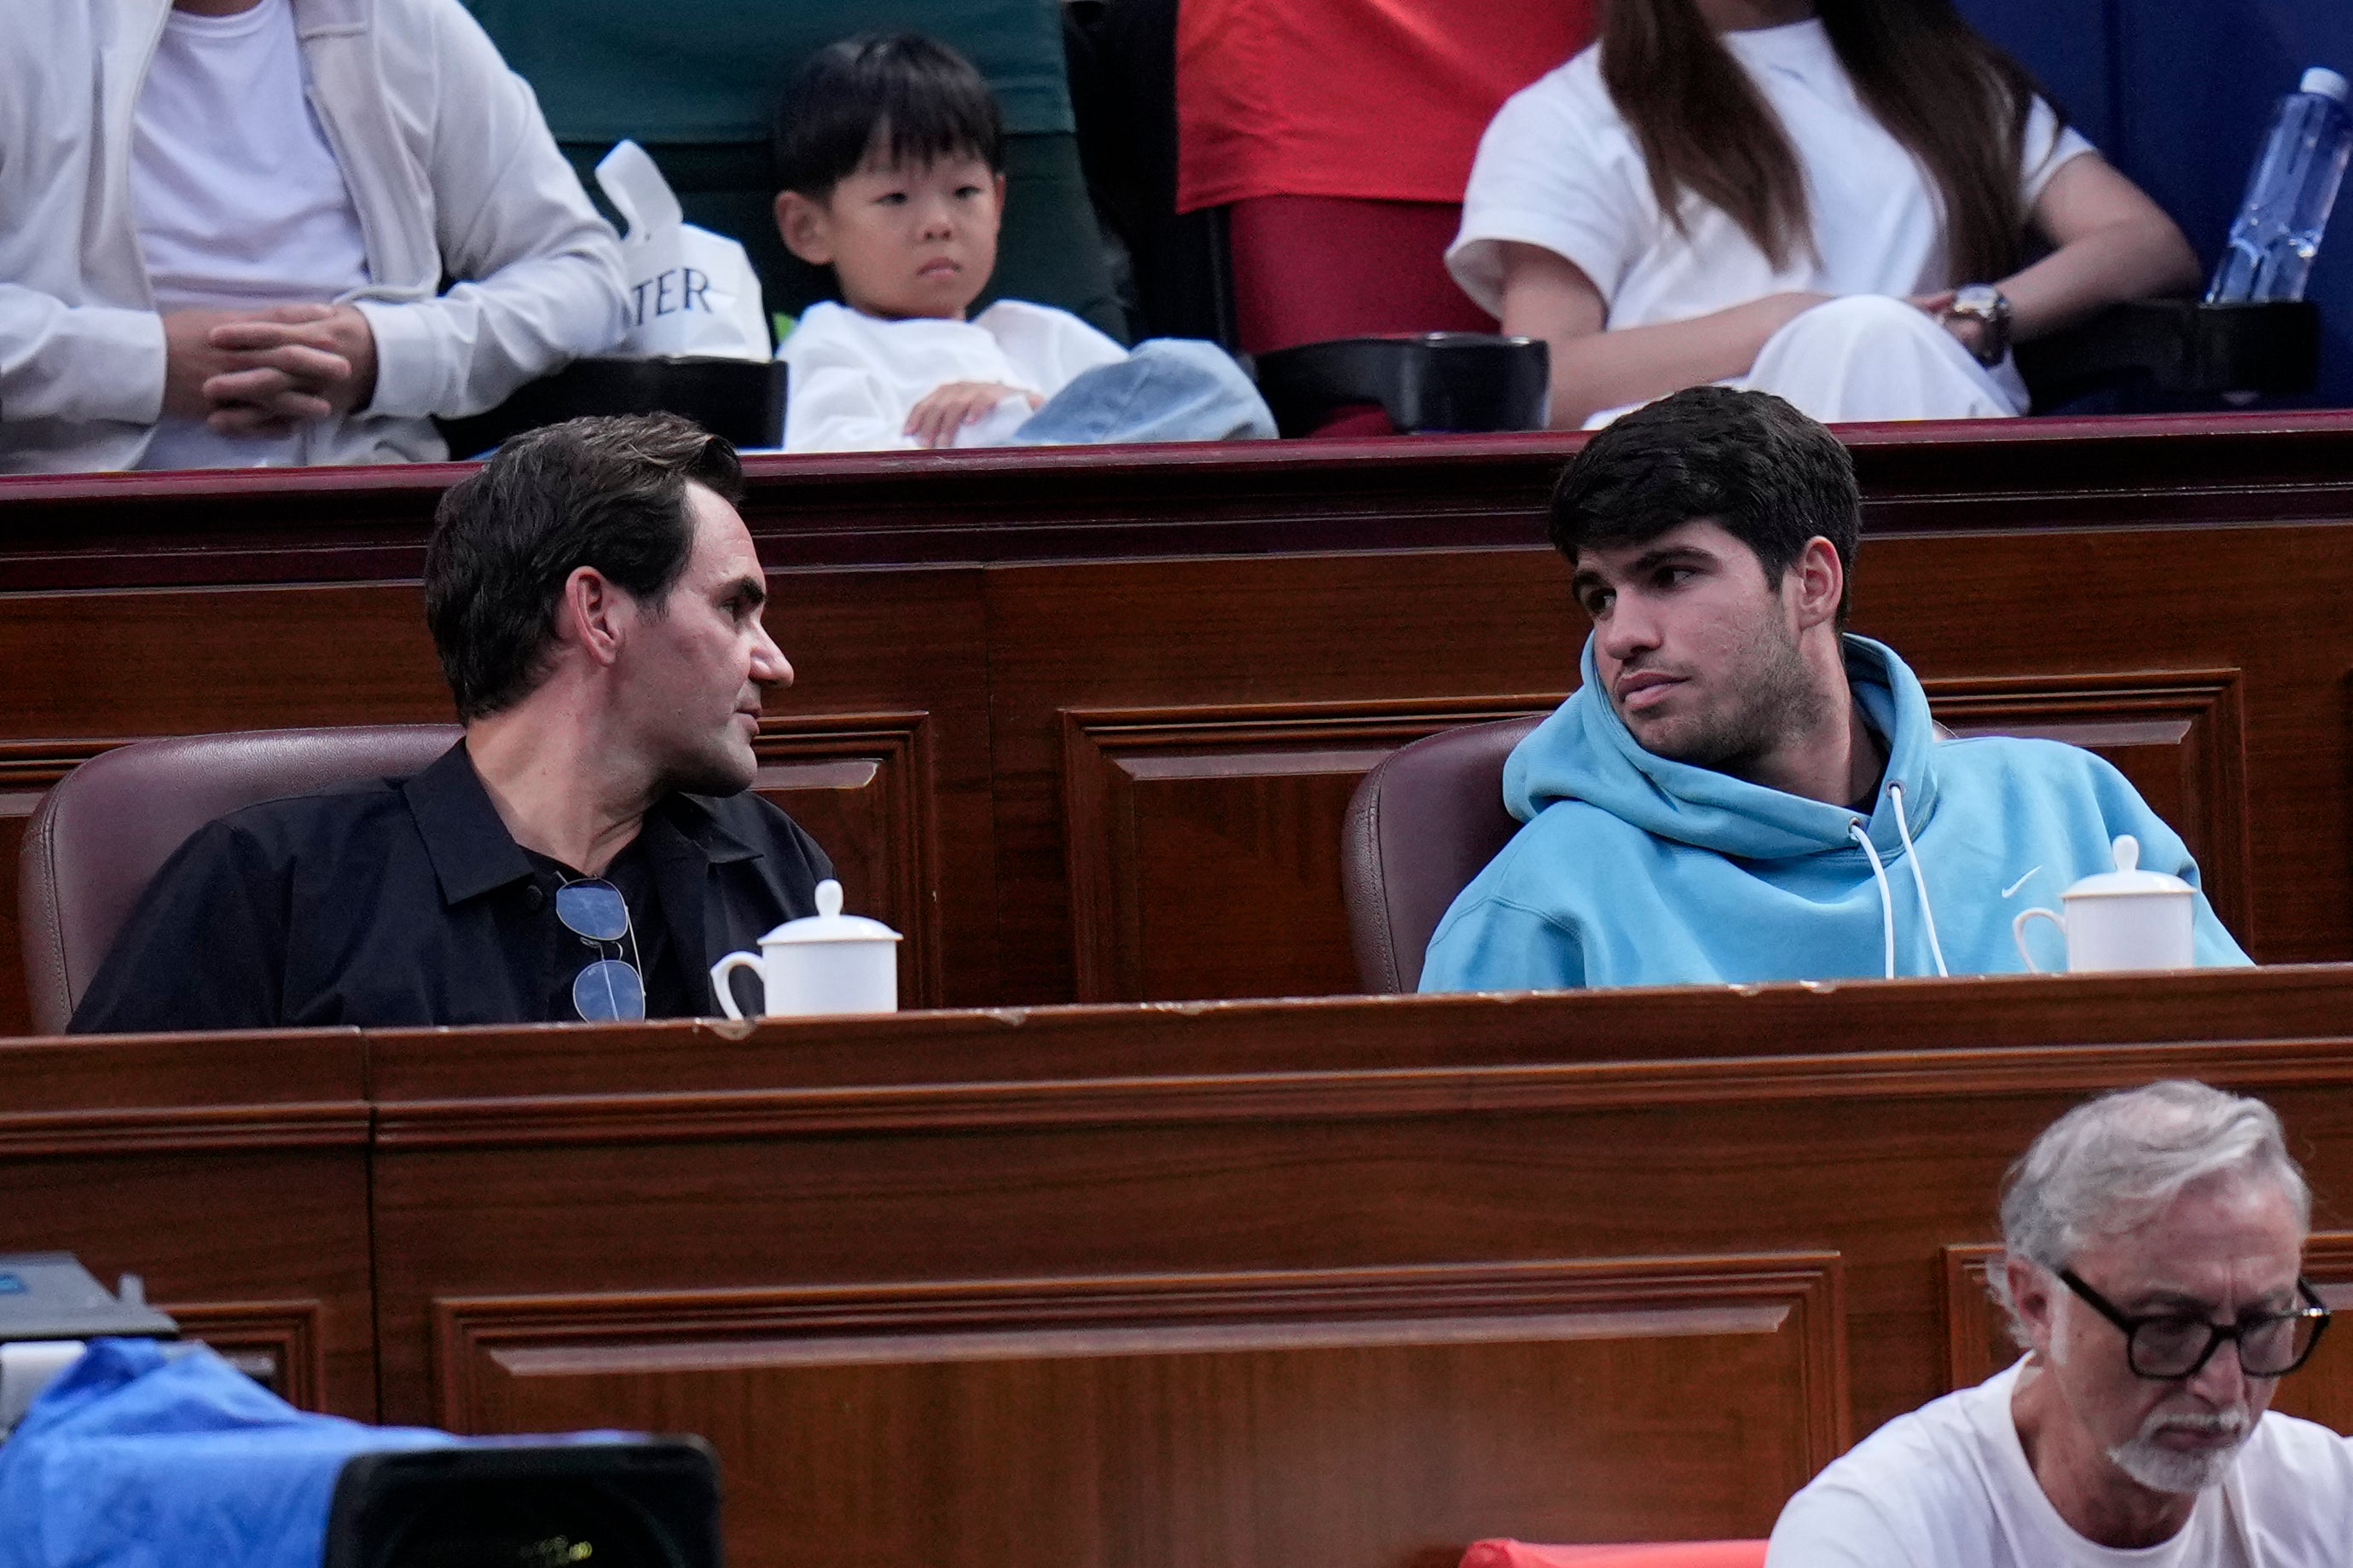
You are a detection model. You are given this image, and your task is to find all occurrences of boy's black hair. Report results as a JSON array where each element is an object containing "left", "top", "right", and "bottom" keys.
[
  {"left": 774, "top": 33, "right": 1006, "bottom": 200},
  {"left": 1548, "top": 385, "right": 1861, "bottom": 623}
]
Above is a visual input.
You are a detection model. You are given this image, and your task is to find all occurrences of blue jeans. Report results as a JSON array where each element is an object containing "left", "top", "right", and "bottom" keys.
[{"left": 1012, "top": 338, "right": 1277, "bottom": 445}]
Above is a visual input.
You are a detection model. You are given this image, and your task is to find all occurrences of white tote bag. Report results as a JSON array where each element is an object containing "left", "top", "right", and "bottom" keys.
[{"left": 594, "top": 141, "right": 772, "bottom": 361}]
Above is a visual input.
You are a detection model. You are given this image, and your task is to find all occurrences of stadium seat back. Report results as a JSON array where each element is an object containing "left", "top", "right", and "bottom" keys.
[
  {"left": 1228, "top": 195, "right": 1495, "bottom": 356},
  {"left": 1173, "top": 0, "right": 1596, "bottom": 351},
  {"left": 1341, "top": 715, "right": 1542, "bottom": 994},
  {"left": 461, "top": 0, "right": 1127, "bottom": 344},
  {"left": 18, "top": 726, "right": 462, "bottom": 1035}
]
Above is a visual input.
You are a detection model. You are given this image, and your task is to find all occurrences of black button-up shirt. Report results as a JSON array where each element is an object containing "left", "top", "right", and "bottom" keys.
[{"left": 70, "top": 742, "right": 832, "bottom": 1033}]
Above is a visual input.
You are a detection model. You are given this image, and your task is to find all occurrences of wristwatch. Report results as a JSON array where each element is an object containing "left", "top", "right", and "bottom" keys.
[{"left": 1943, "top": 285, "right": 2013, "bottom": 367}]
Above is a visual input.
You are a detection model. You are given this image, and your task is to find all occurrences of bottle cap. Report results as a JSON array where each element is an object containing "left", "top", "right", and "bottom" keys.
[{"left": 2300, "top": 67, "right": 2349, "bottom": 102}]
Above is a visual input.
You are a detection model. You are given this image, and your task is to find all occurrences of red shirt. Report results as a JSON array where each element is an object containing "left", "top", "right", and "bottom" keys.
[{"left": 1177, "top": 0, "right": 1597, "bottom": 212}]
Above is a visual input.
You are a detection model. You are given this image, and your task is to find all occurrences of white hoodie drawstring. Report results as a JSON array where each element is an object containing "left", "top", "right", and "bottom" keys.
[
  {"left": 1846, "top": 821, "right": 1898, "bottom": 980},
  {"left": 1887, "top": 782, "right": 1949, "bottom": 978}
]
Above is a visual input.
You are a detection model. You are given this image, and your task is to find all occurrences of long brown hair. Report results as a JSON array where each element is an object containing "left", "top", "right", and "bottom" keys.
[{"left": 1599, "top": 0, "right": 2051, "bottom": 283}]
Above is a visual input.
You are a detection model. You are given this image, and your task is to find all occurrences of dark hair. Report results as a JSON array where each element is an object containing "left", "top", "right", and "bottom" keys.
[
  {"left": 1600, "top": 0, "right": 2052, "bottom": 282},
  {"left": 1549, "top": 387, "right": 1860, "bottom": 621},
  {"left": 424, "top": 414, "right": 744, "bottom": 722},
  {"left": 774, "top": 33, "right": 1005, "bottom": 200}
]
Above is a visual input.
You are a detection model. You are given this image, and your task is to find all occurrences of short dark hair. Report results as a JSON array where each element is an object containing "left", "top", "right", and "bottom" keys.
[
  {"left": 774, "top": 33, "right": 1005, "bottom": 200},
  {"left": 1548, "top": 386, "right": 1861, "bottom": 620},
  {"left": 424, "top": 414, "right": 745, "bottom": 722}
]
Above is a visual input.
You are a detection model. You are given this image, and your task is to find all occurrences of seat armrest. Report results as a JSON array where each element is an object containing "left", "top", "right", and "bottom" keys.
[
  {"left": 2016, "top": 299, "right": 2320, "bottom": 407},
  {"left": 1253, "top": 333, "right": 1550, "bottom": 437},
  {"left": 436, "top": 356, "right": 785, "bottom": 459}
]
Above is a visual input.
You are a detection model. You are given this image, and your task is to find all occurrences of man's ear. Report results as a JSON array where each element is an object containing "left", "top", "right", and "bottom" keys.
[
  {"left": 558, "top": 566, "right": 627, "bottom": 670},
  {"left": 775, "top": 190, "right": 835, "bottom": 267},
  {"left": 1788, "top": 536, "right": 1845, "bottom": 631},
  {"left": 2006, "top": 1256, "right": 2061, "bottom": 1362},
  {"left": 991, "top": 171, "right": 1008, "bottom": 211}
]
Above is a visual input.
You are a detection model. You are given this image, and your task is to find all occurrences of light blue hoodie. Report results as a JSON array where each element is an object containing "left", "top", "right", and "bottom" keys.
[{"left": 1419, "top": 636, "right": 2248, "bottom": 992}]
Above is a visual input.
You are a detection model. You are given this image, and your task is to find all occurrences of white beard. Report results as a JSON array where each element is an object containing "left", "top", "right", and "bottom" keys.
[{"left": 2106, "top": 1406, "right": 2253, "bottom": 1494}]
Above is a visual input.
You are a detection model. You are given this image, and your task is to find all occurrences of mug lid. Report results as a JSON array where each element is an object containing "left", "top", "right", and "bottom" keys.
[
  {"left": 2063, "top": 836, "right": 2193, "bottom": 898},
  {"left": 758, "top": 880, "right": 903, "bottom": 944}
]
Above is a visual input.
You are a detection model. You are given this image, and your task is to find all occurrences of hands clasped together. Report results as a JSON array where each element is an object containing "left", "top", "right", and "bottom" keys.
[{"left": 160, "top": 302, "right": 379, "bottom": 436}]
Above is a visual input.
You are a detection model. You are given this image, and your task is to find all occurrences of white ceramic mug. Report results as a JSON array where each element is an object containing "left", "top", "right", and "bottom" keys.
[
  {"left": 710, "top": 880, "right": 901, "bottom": 1019},
  {"left": 2011, "top": 836, "right": 2195, "bottom": 974}
]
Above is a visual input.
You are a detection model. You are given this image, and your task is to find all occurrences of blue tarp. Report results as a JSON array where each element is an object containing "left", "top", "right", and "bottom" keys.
[{"left": 0, "top": 1339, "right": 454, "bottom": 1568}]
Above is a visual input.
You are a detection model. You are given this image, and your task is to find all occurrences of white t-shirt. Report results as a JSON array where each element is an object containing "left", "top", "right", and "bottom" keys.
[
  {"left": 1448, "top": 20, "right": 2095, "bottom": 327},
  {"left": 779, "top": 299, "right": 1128, "bottom": 453},
  {"left": 1765, "top": 1361, "right": 2353, "bottom": 1567},
  {"left": 130, "top": 0, "right": 370, "bottom": 471}
]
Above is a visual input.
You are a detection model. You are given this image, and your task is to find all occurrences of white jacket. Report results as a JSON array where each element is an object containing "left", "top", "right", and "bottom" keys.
[
  {"left": 779, "top": 300, "right": 1128, "bottom": 452},
  {"left": 0, "top": 0, "right": 629, "bottom": 472}
]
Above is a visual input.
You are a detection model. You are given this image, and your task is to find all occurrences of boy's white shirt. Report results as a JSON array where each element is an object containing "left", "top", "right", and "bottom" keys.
[{"left": 779, "top": 299, "right": 1128, "bottom": 452}]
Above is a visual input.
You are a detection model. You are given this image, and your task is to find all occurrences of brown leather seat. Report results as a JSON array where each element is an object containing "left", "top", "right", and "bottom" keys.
[
  {"left": 1341, "top": 715, "right": 1542, "bottom": 993},
  {"left": 17, "top": 725, "right": 461, "bottom": 1034}
]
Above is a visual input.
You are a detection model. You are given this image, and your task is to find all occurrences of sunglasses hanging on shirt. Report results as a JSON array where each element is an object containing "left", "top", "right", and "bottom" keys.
[{"left": 554, "top": 877, "right": 646, "bottom": 1022}]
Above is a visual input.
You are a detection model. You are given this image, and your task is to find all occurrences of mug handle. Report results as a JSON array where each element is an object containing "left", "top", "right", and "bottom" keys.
[
  {"left": 2013, "top": 907, "right": 2065, "bottom": 974},
  {"left": 710, "top": 952, "right": 762, "bottom": 1021}
]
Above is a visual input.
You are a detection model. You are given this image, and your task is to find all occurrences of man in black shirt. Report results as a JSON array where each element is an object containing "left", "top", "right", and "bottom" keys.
[{"left": 72, "top": 414, "right": 830, "bottom": 1032}]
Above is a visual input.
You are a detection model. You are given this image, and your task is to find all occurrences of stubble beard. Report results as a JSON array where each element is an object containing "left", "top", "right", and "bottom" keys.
[
  {"left": 657, "top": 726, "right": 759, "bottom": 799},
  {"left": 1624, "top": 614, "right": 1828, "bottom": 777},
  {"left": 667, "top": 757, "right": 755, "bottom": 798}
]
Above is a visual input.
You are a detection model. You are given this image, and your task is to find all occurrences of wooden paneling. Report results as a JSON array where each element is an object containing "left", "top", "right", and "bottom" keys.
[
  {"left": 750, "top": 712, "right": 941, "bottom": 1007},
  {"left": 11, "top": 416, "right": 2353, "bottom": 1012},
  {"left": 1941, "top": 1235, "right": 2353, "bottom": 1435},
  {"left": 989, "top": 552, "right": 1585, "bottom": 1004},
  {"left": 1061, "top": 699, "right": 1559, "bottom": 1002},
  {"left": 429, "top": 1257, "right": 1842, "bottom": 1568},
  {"left": 0, "top": 1031, "right": 375, "bottom": 1417},
  {"left": 22, "top": 970, "right": 2353, "bottom": 1552},
  {"left": 11, "top": 412, "right": 2353, "bottom": 588},
  {"left": 363, "top": 969, "right": 2353, "bottom": 1449},
  {"left": 755, "top": 567, "right": 994, "bottom": 1004},
  {"left": 165, "top": 1297, "right": 327, "bottom": 1409}
]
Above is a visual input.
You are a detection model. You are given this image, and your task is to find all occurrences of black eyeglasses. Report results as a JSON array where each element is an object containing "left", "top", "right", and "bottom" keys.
[
  {"left": 2060, "top": 1268, "right": 2333, "bottom": 1380},
  {"left": 554, "top": 878, "right": 645, "bottom": 1022}
]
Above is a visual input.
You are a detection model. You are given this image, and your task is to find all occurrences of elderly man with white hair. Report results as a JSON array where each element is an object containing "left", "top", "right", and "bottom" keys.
[{"left": 1767, "top": 1079, "right": 2350, "bottom": 1565}]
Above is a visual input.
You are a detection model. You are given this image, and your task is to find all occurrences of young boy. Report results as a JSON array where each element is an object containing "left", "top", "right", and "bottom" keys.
[{"left": 772, "top": 34, "right": 1272, "bottom": 453}]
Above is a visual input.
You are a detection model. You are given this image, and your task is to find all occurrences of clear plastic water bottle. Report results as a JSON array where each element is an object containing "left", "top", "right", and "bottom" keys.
[{"left": 2208, "top": 68, "right": 2353, "bottom": 304}]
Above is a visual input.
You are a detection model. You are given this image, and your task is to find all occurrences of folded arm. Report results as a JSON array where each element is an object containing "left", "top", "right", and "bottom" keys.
[
  {"left": 0, "top": 287, "right": 168, "bottom": 427},
  {"left": 1496, "top": 244, "right": 1829, "bottom": 429},
  {"left": 351, "top": 5, "right": 625, "bottom": 421},
  {"left": 1994, "top": 153, "right": 2202, "bottom": 342}
]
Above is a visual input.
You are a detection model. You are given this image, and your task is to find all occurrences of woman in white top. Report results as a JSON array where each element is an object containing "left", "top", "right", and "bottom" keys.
[{"left": 1448, "top": 0, "right": 2200, "bottom": 426}]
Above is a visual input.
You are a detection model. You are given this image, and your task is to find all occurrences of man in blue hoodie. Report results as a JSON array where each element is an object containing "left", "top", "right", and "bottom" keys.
[{"left": 1419, "top": 386, "right": 2246, "bottom": 992}]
